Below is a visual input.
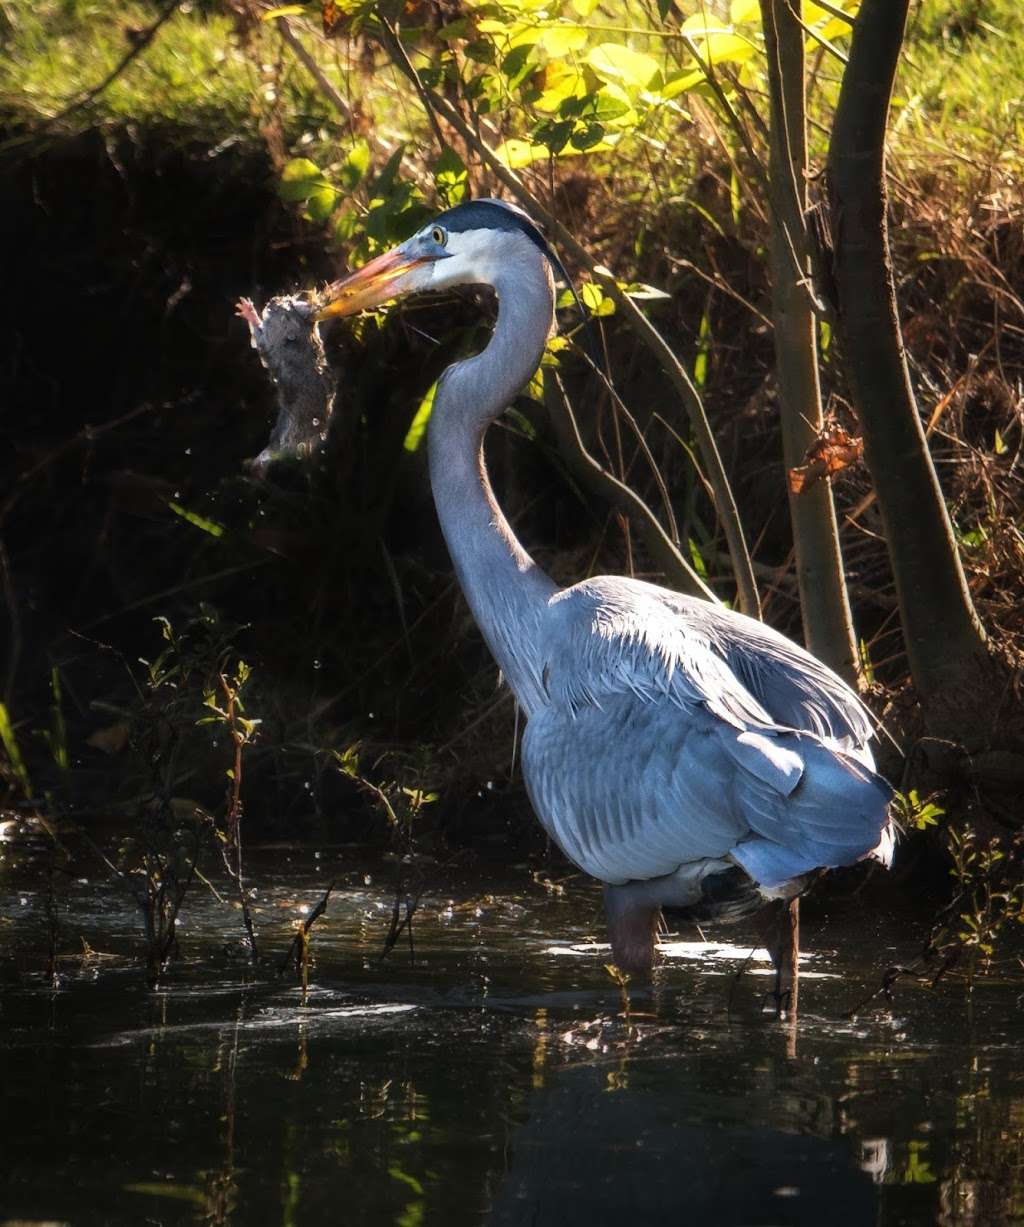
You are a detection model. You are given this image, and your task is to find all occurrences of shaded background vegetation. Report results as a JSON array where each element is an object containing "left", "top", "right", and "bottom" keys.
[{"left": 1, "top": 0, "right": 1022, "bottom": 863}]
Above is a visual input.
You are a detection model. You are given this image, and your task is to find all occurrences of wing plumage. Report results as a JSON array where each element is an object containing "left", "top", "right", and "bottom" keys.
[{"left": 523, "top": 576, "right": 892, "bottom": 891}]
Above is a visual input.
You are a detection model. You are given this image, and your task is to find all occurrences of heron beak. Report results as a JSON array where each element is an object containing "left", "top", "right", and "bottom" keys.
[{"left": 313, "top": 247, "right": 430, "bottom": 321}]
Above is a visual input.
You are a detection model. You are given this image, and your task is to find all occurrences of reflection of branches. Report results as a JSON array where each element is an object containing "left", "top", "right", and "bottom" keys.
[{"left": 203, "top": 1007, "right": 242, "bottom": 1225}]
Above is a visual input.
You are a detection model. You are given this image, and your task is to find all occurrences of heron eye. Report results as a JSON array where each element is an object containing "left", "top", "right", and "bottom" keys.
[{"left": 431, "top": 226, "right": 447, "bottom": 247}]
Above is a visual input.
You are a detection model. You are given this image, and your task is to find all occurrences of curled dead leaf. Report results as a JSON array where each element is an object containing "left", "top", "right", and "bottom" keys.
[{"left": 789, "top": 420, "right": 864, "bottom": 494}]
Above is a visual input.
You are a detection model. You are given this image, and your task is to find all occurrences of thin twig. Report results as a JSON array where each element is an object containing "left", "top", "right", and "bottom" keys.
[
  {"left": 277, "top": 878, "right": 338, "bottom": 977},
  {"left": 377, "top": 14, "right": 446, "bottom": 153},
  {"left": 219, "top": 675, "right": 259, "bottom": 968},
  {"left": 545, "top": 372, "right": 718, "bottom": 601}
]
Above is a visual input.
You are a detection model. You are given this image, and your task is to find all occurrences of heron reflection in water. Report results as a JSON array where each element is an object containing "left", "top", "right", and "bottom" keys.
[{"left": 312, "top": 198, "right": 893, "bottom": 1005}]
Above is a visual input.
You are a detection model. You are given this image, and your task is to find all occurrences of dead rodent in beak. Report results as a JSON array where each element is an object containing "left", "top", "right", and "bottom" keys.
[{"left": 235, "top": 295, "right": 335, "bottom": 474}]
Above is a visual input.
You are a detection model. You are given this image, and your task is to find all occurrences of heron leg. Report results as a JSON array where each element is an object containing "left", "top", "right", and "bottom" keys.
[
  {"left": 755, "top": 897, "right": 800, "bottom": 1017},
  {"left": 603, "top": 885, "right": 660, "bottom": 979}
]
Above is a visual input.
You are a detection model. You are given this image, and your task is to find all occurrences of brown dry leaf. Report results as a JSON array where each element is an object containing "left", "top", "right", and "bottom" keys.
[
  {"left": 322, "top": 0, "right": 345, "bottom": 36},
  {"left": 86, "top": 721, "right": 131, "bottom": 755},
  {"left": 788, "top": 421, "right": 864, "bottom": 494}
]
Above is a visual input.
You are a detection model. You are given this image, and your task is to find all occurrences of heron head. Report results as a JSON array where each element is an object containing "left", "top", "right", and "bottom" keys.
[{"left": 312, "top": 197, "right": 558, "bottom": 321}]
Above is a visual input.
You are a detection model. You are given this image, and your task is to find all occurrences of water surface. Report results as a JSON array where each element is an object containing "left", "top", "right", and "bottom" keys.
[{"left": 2, "top": 844, "right": 1022, "bottom": 1225}]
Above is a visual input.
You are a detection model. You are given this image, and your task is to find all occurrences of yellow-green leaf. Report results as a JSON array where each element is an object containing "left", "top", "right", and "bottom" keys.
[
  {"left": 660, "top": 68, "right": 706, "bottom": 99},
  {"left": 0, "top": 702, "right": 31, "bottom": 797},
  {"left": 586, "top": 43, "right": 660, "bottom": 92},
  {"left": 495, "top": 132, "right": 617, "bottom": 168},
  {"left": 280, "top": 157, "right": 324, "bottom": 203},
  {"left": 535, "top": 62, "right": 585, "bottom": 112},
  {"left": 538, "top": 23, "right": 588, "bottom": 56},
  {"left": 260, "top": 5, "right": 305, "bottom": 21},
  {"left": 730, "top": 0, "right": 760, "bottom": 21},
  {"left": 681, "top": 13, "right": 732, "bottom": 36},
  {"left": 693, "top": 30, "right": 758, "bottom": 66},
  {"left": 167, "top": 501, "right": 225, "bottom": 538},
  {"left": 404, "top": 381, "right": 436, "bottom": 452},
  {"left": 580, "top": 282, "right": 604, "bottom": 311}
]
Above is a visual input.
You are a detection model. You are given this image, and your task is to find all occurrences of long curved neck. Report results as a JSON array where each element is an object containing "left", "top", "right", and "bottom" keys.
[{"left": 428, "top": 264, "right": 557, "bottom": 714}]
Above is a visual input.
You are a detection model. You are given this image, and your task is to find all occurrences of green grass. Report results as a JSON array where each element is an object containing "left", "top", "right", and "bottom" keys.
[
  {"left": 0, "top": 0, "right": 334, "bottom": 141},
  {"left": 2, "top": 0, "right": 1023, "bottom": 175},
  {"left": 898, "top": 0, "right": 1024, "bottom": 172}
]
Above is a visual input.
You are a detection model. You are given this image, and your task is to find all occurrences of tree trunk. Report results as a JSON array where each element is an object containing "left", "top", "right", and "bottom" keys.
[
  {"left": 760, "top": 0, "right": 859, "bottom": 683},
  {"left": 826, "top": 0, "right": 989, "bottom": 705}
]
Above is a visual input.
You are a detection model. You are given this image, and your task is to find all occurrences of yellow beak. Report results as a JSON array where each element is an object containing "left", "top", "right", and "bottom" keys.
[{"left": 313, "top": 248, "right": 430, "bottom": 321}]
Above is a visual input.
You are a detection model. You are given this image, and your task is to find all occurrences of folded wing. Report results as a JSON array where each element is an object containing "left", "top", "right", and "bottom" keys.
[{"left": 523, "top": 577, "right": 892, "bottom": 888}]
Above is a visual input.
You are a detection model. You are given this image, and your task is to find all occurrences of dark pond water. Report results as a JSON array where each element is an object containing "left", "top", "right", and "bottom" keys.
[{"left": 2, "top": 841, "right": 1022, "bottom": 1226}]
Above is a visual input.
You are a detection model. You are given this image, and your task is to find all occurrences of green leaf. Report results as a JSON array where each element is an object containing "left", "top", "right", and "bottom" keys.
[
  {"left": 501, "top": 43, "right": 536, "bottom": 89},
  {"left": 306, "top": 182, "right": 339, "bottom": 223},
  {"left": 464, "top": 41, "right": 495, "bottom": 64},
  {"left": 334, "top": 210, "right": 360, "bottom": 242},
  {"left": 692, "top": 30, "right": 758, "bottom": 67},
  {"left": 0, "top": 701, "right": 31, "bottom": 798},
  {"left": 404, "top": 381, "right": 437, "bottom": 452},
  {"left": 340, "top": 139, "right": 371, "bottom": 190},
  {"left": 536, "top": 62, "right": 584, "bottom": 112},
  {"left": 434, "top": 145, "right": 468, "bottom": 206},
  {"left": 688, "top": 537, "right": 709, "bottom": 579},
  {"left": 994, "top": 428, "right": 1008, "bottom": 455},
  {"left": 495, "top": 134, "right": 619, "bottom": 169},
  {"left": 729, "top": 166, "right": 742, "bottom": 225},
  {"left": 858, "top": 637, "right": 875, "bottom": 685},
  {"left": 570, "top": 121, "right": 605, "bottom": 151},
  {"left": 506, "top": 406, "right": 538, "bottom": 438},
  {"left": 534, "top": 118, "right": 574, "bottom": 154},
  {"left": 585, "top": 87, "right": 634, "bottom": 122},
  {"left": 580, "top": 282, "right": 604, "bottom": 312},
  {"left": 49, "top": 664, "right": 68, "bottom": 772},
  {"left": 660, "top": 68, "right": 706, "bottom": 99},
  {"left": 279, "top": 157, "right": 325, "bottom": 203},
  {"left": 693, "top": 309, "right": 712, "bottom": 389},
  {"left": 587, "top": 43, "right": 660, "bottom": 92},
  {"left": 538, "top": 23, "right": 587, "bottom": 57},
  {"left": 166, "top": 500, "right": 225, "bottom": 538}
]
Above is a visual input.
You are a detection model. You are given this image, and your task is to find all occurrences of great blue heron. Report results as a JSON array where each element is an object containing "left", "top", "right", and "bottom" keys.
[{"left": 314, "top": 198, "right": 893, "bottom": 998}]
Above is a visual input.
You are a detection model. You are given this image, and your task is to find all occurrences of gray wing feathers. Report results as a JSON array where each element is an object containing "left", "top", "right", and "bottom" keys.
[
  {"left": 652, "top": 584, "right": 876, "bottom": 748},
  {"left": 523, "top": 697, "right": 748, "bottom": 883},
  {"left": 526, "top": 577, "right": 891, "bottom": 888}
]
